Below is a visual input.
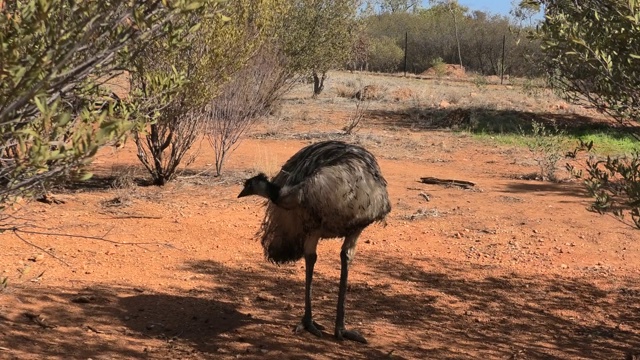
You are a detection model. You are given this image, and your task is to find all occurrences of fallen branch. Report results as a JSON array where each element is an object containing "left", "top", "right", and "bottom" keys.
[
  {"left": 420, "top": 177, "right": 476, "bottom": 189},
  {"left": 97, "top": 212, "right": 164, "bottom": 220}
]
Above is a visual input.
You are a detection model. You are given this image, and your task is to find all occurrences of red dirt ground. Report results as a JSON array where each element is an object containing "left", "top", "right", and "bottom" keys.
[{"left": 2, "top": 82, "right": 640, "bottom": 360}]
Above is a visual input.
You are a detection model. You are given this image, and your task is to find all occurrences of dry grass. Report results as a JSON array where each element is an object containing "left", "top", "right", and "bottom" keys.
[
  {"left": 355, "top": 84, "right": 388, "bottom": 101},
  {"left": 248, "top": 70, "right": 627, "bottom": 164},
  {"left": 334, "top": 83, "right": 359, "bottom": 98},
  {"left": 260, "top": 115, "right": 292, "bottom": 137},
  {"left": 248, "top": 70, "right": 634, "bottom": 165},
  {"left": 326, "top": 71, "right": 597, "bottom": 119},
  {"left": 100, "top": 165, "right": 139, "bottom": 208},
  {"left": 333, "top": 81, "right": 389, "bottom": 101}
]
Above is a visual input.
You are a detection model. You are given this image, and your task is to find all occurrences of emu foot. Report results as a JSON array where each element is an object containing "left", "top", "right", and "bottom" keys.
[
  {"left": 294, "top": 318, "right": 325, "bottom": 337},
  {"left": 335, "top": 328, "right": 367, "bottom": 344}
]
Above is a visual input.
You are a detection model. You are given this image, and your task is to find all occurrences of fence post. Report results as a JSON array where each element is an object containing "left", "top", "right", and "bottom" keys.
[
  {"left": 404, "top": 31, "right": 408, "bottom": 77},
  {"left": 501, "top": 34, "right": 506, "bottom": 84}
]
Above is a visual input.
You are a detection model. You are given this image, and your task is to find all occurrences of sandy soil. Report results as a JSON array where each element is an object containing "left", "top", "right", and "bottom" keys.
[{"left": 1, "top": 73, "right": 639, "bottom": 360}]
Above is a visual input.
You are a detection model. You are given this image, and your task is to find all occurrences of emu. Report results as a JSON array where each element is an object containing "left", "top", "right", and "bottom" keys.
[{"left": 238, "top": 140, "right": 391, "bottom": 343}]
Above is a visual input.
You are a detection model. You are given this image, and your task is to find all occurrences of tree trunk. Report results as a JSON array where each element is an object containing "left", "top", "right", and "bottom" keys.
[
  {"left": 312, "top": 71, "right": 326, "bottom": 97},
  {"left": 153, "top": 175, "right": 166, "bottom": 186},
  {"left": 450, "top": 4, "right": 463, "bottom": 68},
  {"left": 136, "top": 122, "right": 174, "bottom": 186}
]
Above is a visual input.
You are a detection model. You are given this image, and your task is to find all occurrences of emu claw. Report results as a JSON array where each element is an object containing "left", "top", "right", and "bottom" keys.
[
  {"left": 335, "top": 328, "right": 367, "bottom": 344},
  {"left": 294, "top": 319, "right": 324, "bottom": 337}
]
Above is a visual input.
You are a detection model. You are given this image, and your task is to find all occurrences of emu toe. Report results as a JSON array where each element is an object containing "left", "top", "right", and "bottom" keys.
[
  {"left": 335, "top": 328, "right": 367, "bottom": 344},
  {"left": 295, "top": 318, "right": 325, "bottom": 338}
]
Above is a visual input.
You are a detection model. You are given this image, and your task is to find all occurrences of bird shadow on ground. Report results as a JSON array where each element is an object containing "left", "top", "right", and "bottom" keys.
[
  {"left": 1, "top": 258, "right": 396, "bottom": 359},
  {"left": 182, "top": 255, "right": 640, "bottom": 359},
  {"left": 2, "top": 255, "right": 639, "bottom": 359}
]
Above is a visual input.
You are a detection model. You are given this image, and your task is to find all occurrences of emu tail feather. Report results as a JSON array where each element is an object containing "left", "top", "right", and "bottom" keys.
[{"left": 259, "top": 203, "right": 308, "bottom": 264}]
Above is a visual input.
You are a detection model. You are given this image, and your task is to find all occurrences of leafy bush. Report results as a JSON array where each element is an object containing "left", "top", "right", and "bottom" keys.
[
  {"left": 279, "top": 0, "right": 359, "bottom": 96},
  {"left": 568, "top": 143, "right": 640, "bottom": 229},
  {"left": 534, "top": 0, "right": 640, "bottom": 229},
  {"left": 473, "top": 74, "right": 488, "bottom": 91},
  {"left": 522, "top": 121, "right": 567, "bottom": 182},
  {"left": 535, "top": 0, "right": 640, "bottom": 125},
  {"left": 0, "top": 0, "right": 212, "bottom": 206},
  {"left": 334, "top": 83, "right": 359, "bottom": 98},
  {"left": 368, "top": 36, "right": 404, "bottom": 73},
  {"left": 134, "top": 109, "right": 205, "bottom": 185},
  {"left": 361, "top": 7, "right": 544, "bottom": 77},
  {"left": 131, "top": 0, "right": 283, "bottom": 184},
  {"left": 430, "top": 57, "right": 447, "bottom": 78}
]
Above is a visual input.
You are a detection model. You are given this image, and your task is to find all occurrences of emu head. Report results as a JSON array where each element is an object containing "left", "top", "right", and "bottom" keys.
[{"left": 238, "top": 173, "right": 272, "bottom": 199}]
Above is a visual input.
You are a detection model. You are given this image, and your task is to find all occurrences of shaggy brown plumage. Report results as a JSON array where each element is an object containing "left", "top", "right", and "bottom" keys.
[{"left": 258, "top": 140, "right": 390, "bottom": 263}]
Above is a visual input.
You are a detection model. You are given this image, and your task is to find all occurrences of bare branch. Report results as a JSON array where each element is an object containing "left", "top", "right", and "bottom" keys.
[
  {"left": 206, "top": 46, "right": 295, "bottom": 175},
  {"left": 11, "top": 229, "right": 71, "bottom": 267}
]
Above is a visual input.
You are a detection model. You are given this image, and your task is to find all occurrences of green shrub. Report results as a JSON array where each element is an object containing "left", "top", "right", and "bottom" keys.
[{"left": 368, "top": 36, "right": 404, "bottom": 73}]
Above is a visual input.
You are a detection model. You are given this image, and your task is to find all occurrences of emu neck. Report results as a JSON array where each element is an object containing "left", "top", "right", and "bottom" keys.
[
  {"left": 263, "top": 181, "right": 282, "bottom": 203},
  {"left": 261, "top": 180, "right": 301, "bottom": 210}
]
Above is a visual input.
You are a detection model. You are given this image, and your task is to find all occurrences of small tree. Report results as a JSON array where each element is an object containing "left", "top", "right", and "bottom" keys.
[
  {"left": 131, "top": 0, "right": 284, "bottom": 185},
  {"left": 206, "top": 45, "right": 291, "bottom": 175},
  {"left": 0, "top": 0, "right": 212, "bottom": 205},
  {"left": 130, "top": 28, "right": 206, "bottom": 185},
  {"left": 134, "top": 108, "right": 206, "bottom": 185},
  {"left": 430, "top": 0, "right": 464, "bottom": 68},
  {"left": 342, "top": 99, "right": 369, "bottom": 135},
  {"left": 522, "top": 120, "right": 567, "bottom": 182},
  {"left": 378, "top": 0, "right": 421, "bottom": 13},
  {"left": 511, "top": 0, "right": 541, "bottom": 27},
  {"left": 279, "top": 0, "right": 360, "bottom": 96}
]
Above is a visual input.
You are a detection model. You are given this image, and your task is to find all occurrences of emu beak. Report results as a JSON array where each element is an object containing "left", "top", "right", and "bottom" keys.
[{"left": 237, "top": 187, "right": 251, "bottom": 198}]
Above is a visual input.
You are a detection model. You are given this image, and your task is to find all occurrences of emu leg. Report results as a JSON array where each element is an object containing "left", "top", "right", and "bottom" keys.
[
  {"left": 295, "top": 236, "right": 324, "bottom": 337},
  {"left": 335, "top": 231, "right": 367, "bottom": 344}
]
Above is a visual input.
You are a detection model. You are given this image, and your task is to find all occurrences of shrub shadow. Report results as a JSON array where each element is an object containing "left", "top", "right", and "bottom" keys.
[
  {"left": 501, "top": 179, "right": 591, "bottom": 199},
  {"left": 367, "top": 106, "right": 640, "bottom": 138},
  {"left": 3, "top": 255, "right": 639, "bottom": 359},
  {"left": 360, "top": 256, "right": 640, "bottom": 359}
]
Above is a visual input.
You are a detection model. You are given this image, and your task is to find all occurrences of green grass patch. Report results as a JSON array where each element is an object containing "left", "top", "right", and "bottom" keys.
[
  {"left": 472, "top": 132, "right": 540, "bottom": 148},
  {"left": 471, "top": 130, "right": 639, "bottom": 156},
  {"left": 574, "top": 131, "right": 640, "bottom": 155},
  {"left": 399, "top": 105, "right": 639, "bottom": 156},
  {"left": 460, "top": 109, "right": 639, "bottom": 156}
]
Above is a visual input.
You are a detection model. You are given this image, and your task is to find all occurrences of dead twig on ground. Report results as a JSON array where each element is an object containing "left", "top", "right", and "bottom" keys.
[{"left": 2, "top": 224, "right": 186, "bottom": 267}]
